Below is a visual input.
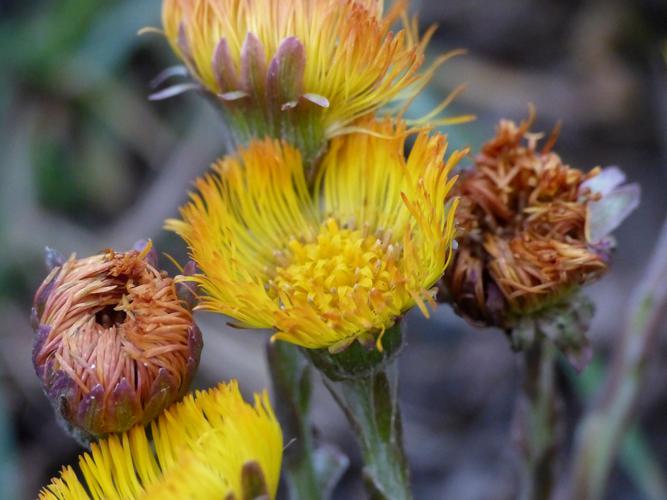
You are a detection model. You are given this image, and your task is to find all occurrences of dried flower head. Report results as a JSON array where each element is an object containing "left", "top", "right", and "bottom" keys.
[
  {"left": 40, "top": 381, "right": 283, "bottom": 500},
  {"left": 167, "top": 118, "right": 463, "bottom": 353},
  {"left": 155, "top": 0, "right": 458, "bottom": 163},
  {"left": 32, "top": 242, "right": 202, "bottom": 441},
  {"left": 442, "top": 112, "right": 639, "bottom": 332}
]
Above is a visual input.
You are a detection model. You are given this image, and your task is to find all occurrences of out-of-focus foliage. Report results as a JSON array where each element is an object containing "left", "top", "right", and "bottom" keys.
[{"left": 0, "top": 387, "right": 18, "bottom": 500}]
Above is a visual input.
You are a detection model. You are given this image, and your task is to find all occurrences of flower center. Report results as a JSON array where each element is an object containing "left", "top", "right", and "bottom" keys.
[
  {"left": 95, "top": 305, "right": 127, "bottom": 328},
  {"left": 269, "top": 218, "right": 403, "bottom": 326}
]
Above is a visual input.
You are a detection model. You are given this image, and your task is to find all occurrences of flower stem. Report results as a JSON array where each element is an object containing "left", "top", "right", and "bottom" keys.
[
  {"left": 322, "top": 360, "right": 412, "bottom": 500},
  {"left": 515, "top": 340, "right": 560, "bottom": 500},
  {"left": 267, "top": 341, "right": 348, "bottom": 500}
]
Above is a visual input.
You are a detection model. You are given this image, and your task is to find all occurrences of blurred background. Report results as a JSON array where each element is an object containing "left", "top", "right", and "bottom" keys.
[{"left": 1, "top": 0, "right": 666, "bottom": 498}]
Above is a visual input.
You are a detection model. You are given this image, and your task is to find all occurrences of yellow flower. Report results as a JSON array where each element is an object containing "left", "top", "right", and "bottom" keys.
[
  {"left": 158, "top": 0, "right": 455, "bottom": 162},
  {"left": 166, "top": 118, "right": 463, "bottom": 352},
  {"left": 40, "top": 381, "right": 283, "bottom": 500}
]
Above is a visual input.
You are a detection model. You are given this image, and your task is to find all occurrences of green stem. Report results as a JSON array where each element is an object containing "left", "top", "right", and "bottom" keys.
[
  {"left": 516, "top": 340, "right": 560, "bottom": 500},
  {"left": 322, "top": 361, "right": 412, "bottom": 500},
  {"left": 267, "top": 341, "right": 347, "bottom": 500}
]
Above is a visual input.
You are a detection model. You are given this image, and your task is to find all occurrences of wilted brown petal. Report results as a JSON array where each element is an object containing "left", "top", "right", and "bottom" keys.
[{"left": 442, "top": 112, "right": 634, "bottom": 331}]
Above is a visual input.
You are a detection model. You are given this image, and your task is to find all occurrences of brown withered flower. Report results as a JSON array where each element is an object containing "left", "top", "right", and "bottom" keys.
[
  {"left": 31, "top": 241, "right": 202, "bottom": 443},
  {"left": 441, "top": 112, "right": 638, "bottom": 363}
]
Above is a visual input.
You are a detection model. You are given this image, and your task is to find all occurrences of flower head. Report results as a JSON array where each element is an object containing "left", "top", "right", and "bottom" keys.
[
  {"left": 40, "top": 381, "right": 283, "bottom": 500},
  {"left": 167, "top": 118, "right": 463, "bottom": 352},
  {"left": 158, "top": 0, "right": 449, "bottom": 162},
  {"left": 442, "top": 113, "right": 639, "bottom": 331},
  {"left": 32, "top": 241, "right": 202, "bottom": 441}
]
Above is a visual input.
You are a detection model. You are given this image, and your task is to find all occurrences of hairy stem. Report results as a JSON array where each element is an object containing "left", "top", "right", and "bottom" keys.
[{"left": 322, "top": 361, "right": 412, "bottom": 500}]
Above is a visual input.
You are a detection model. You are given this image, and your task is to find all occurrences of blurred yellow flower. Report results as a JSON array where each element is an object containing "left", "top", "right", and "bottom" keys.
[
  {"left": 167, "top": 118, "right": 463, "bottom": 352},
  {"left": 40, "top": 381, "right": 283, "bottom": 500},
  {"left": 159, "top": 0, "right": 455, "bottom": 161}
]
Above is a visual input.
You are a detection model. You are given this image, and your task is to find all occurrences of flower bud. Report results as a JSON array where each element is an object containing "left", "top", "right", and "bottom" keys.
[
  {"left": 31, "top": 241, "right": 202, "bottom": 443},
  {"left": 441, "top": 112, "right": 639, "bottom": 336}
]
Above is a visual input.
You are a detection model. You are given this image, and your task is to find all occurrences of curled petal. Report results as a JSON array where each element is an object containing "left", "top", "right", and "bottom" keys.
[
  {"left": 44, "top": 247, "right": 65, "bottom": 271},
  {"left": 580, "top": 166, "right": 626, "bottom": 197},
  {"left": 302, "top": 93, "right": 330, "bottom": 108},
  {"left": 586, "top": 183, "right": 641, "bottom": 243},
  {"left": 219, "top": 90, "right": 249, "bottom": 101},
  {"left": 149, "top": 83, "right": 200, "bottom": 101},
  {"left": 150, "top": 65, "right": 189, "bottom": 89}
]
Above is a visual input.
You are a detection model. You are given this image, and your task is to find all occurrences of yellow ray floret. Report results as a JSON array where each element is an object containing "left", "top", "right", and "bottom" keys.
[
  {"left": 39, "top": 381, "right": 283, "bottom": 500},
  {"left": 161, "top": 0, "right": 443, "bottom": 137},
  {"left": 167, "top": 118, "right": 464, "bottom": 351}
]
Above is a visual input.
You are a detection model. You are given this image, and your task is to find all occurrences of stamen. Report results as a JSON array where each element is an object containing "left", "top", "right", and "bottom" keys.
[{"left": 267, "top": 218, "right": 416, "bottom": 344}]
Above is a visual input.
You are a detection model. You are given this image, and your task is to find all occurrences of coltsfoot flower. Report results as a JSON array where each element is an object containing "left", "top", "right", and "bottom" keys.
[
  {"left": 31, "top": 241, "right": 202, "bottom": 441},
  {"left": 156, "top": 0, "right": 454, "bottom": 163},
  {"left": 167, "top": 118, "right": 463, "bottom": 353},
  {"left": 441, "top": 113, "right": 639, "bottom": 363},
  {"left": 40, "top": 381, "right": 283, "bottom": 500}
]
